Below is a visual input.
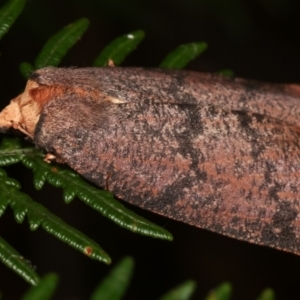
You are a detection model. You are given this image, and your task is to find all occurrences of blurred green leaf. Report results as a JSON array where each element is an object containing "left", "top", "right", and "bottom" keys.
[
  {"left": 0, "top": 137, "right": 33, "bottom": 167},
  {"left": 93, "top": 30, "right": 145, "bottom": 67},
  {"left": 34, "top": 18, "right": 89, "bottom": 69},
  {"left": 158, "top": 280, "right": 196, "bottom": 300},
  {"left": 19, "top": 18, "right": 89, "bottom": 78},
  {"left": 0, "top": 0, "right": 26, "bottom": 41},
  {"left": 204, "top": 282, "right": 232, "bottom": 300},
  {"left": 256, "top": 288, "right": 275, "bottom": 300},
  {"left": 160, "top": 42, "right": 207, "bottom": 69},
  {"left": 90, "top": 257, "right": 134, "bottom": 300},
  {"left": 217, "top": 69, "right": 235, "bottom": 77},
  {"left": 20, "top": 273, "right": 58, "bottom": 300},
  {"left": 19, "top": 62, "right": 35, "bottom": 78}
]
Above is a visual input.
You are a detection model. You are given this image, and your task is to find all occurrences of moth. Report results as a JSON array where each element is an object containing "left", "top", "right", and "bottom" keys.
[{"left": 1, "top": 67, "right": 300, "bottom": 255}]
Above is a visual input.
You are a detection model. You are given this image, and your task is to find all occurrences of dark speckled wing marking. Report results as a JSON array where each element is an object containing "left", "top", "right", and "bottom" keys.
[
  {"left": 34, "top": 81, "right": 300, "bottom": 256},
  {"left": 32, "top": 67, "right": 300, "bottom": 127}
]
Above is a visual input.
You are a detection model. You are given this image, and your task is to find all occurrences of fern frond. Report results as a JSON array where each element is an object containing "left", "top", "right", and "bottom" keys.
[
  {"left": 34, "top": 18, "right": 90, "bottom": 69},
  {"left": 216, "top": 69, "right": 234, "bottom": 77},
  {"left": 24, "top": 155, "right": 173, "bottom": 240},
  {"left": 0, "top": 166, "right": 111, "bottom": 264},
  {"left": 256, "top": 288, "right": 275, "bottom": 300},
  {"left": 204, "top": 282, "right": 231, "bottom": 300},
  {"left": 159, "top": 42, "right": 207, "bottom": 69},
  {"left": 90, "top": 257, "right": 134, "bottom": 300},
  {"left": 0, "top": 137, "right": 173, "bottom": 240},
  {"left": 0, "top": 136, "right": 33, "bottom": 166},
  {"left": 158, "top": 280, "right": 196, "bottom": 300},
  {"left": 8, "top": 257, "right": 276, "bottom": 300},
  {"left": 20, "top": 273, "right": 58, "bottom": 300},
  {"left": 19, "top": 62, "right": 34, "bottom": 78},
  {"left": 19, "top": 18, "right": 90, "bottom": 77},
  {"left": 93, "top": 30, "right": 145, "bottom": 67},
  {"left": 0, "top": 0, "right": 25, "bottom": 41},
  {"left": 0, "top": 234, "right": 40, "bottom": 285}
]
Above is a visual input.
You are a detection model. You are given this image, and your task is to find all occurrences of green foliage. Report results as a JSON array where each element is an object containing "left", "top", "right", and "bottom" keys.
[
  {"left": 90, "top": 257, "right": 134, "bottom": 300},
  {"left": 0, "top": 257, "right": 276, "bottom": 299},
  {"left": 204, "top": 282, "right": 231, "bottom": 300},
  {"left": 203, "top": 283, "right": 275, "bottom": 300},
  {"left": 93, "top": 30, "right": 145, "bottom": 67},
  {"left": 159, "top": 42, "right": 207, "bottom": 69},
  {"left": 256, "top": 288, "right": 275, "bottom": 300},
  {"left": 34, "top": 18, "right": 89, "bottom": 69},
  {"left": 19, "top": 18, "right": 90, "bottom": 77},
  {"left": 0, "top": 165, "right": 110, "bottom": 264},
  {"left": 18, "top": 62, "right": 35, "bottom": 79},
  {"left": 0, "top": 0, "right": 25, "bottom": 41},
  {"left": 205, "top": 282, "right": 232, "bottom": 300},
  {"left": 20, "top": 25, "right": 143, "bottom": 77},
  {"left": 0, "top": 235, "right": 39, "bottom": 285},
  {"left": 1, "top": 256, "right": 196, "bottom": 299},
  {"left": 0, "top": 137, "right": 172, "bottom": 240},
  {"left": 24, "top": 146, "right": 172, "bottom": 240},
  {"left": 216, "top": 69, "right": 235, "bottom": 77},
  {"left": 0, "top": 135, "right": 175, "bottom": 280},
  {"left": 20, "top": 274, "right": 58, "bottom": 300},
  {"left": 158, "top": 280, "right": 196, "bottom": 300}
]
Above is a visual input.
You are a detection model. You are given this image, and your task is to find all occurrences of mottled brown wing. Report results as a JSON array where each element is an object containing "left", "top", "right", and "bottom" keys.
[
  {"left": 34, "top": 93, "right": 300, "bottom": 256},
  {"left": 33, "top": 67, "right": 300, "bottom": 126}
]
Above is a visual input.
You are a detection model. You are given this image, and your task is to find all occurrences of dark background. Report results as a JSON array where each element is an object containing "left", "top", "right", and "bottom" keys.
[{"left": 0, "top": 0, "right": 300, "bottom": 299}]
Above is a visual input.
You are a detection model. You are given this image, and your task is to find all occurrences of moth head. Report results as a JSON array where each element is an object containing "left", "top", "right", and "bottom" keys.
[
  {"left": 0, "top": 67, "right": 127, "bottom": 138},
  {"left": 0, "top": 80, "right": 41, "bottom": 138}
]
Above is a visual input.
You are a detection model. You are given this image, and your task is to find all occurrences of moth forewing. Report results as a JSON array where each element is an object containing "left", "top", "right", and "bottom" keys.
[{"left": 1, "top": 66, "right": 300, "bottom": 256}]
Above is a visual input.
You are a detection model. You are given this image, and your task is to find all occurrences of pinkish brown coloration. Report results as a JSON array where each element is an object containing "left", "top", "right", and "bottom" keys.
[{"left": 1, "top": 67, "right": 300, "bottom": 255}]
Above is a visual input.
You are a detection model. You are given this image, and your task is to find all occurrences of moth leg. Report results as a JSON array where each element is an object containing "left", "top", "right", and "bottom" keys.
[
  {"left": 44, "top": 153, "right": 56, "bottom": 163},
  {"left": 43, "top": 153, "right": 64, "bottom": 164}
]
